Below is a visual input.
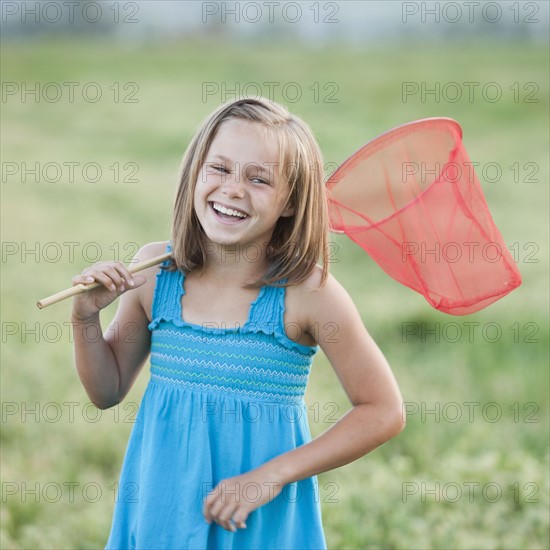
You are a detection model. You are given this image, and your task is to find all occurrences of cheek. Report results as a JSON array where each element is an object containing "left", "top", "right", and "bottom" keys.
[
  {"left": 195, "top": 172, "right": 222, "bottom": 198},
  {"left": 192, "top": 184, "right": 201, "bottom": 206},
  {"left": 193, "top": 183, "right": 209, "bottom": 216}
]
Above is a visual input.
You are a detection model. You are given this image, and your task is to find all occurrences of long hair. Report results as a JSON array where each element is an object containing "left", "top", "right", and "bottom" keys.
[{"left": 168, "top": 97, "right": 329, "bottom": 287}]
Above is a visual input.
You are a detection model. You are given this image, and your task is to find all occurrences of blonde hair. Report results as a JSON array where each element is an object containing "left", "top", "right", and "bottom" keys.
[{"left": 168, "top": 97, "right": 329, "bottom": 287}]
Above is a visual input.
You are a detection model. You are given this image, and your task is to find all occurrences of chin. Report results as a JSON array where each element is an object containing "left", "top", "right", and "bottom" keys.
[{"left": 203, "top": 232, "right": 241, "bottom": 247}]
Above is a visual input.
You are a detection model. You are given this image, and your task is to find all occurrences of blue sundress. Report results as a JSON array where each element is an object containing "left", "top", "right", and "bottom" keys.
[{"left": 105, "top": 243, "right": 327, "bottom": 549}]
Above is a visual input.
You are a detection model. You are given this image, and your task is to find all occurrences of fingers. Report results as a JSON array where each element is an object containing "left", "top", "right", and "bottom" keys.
[
  {"left": 207, "top": 506, "right": 248, "bottom": 532},
  {"left": 70, "top": 262, "right": 148, "bottom": 322},
  {"left": 72, "top": 262, "right": 144, "bottom": 293},
  {"left": 210, "top": 500, "right": 239, "bottom": 532},
  {"left": 203, "top": 493, "right": 249, "bottom": 533},
  {"left": 231, "top": 514, "right": 248, "bottom": 530},
  {"left": 203, "top": 469, "right": 284, "bottom": 533}
]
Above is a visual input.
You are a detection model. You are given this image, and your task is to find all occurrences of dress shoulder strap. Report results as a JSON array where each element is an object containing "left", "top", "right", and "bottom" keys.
[
  {"left": 246, "top": 280, "right": 317, "bottom": 354},
  {"left": 246, "top": 280, "right": 287, "bottom": 336},
  {"left": 148, "top": 241, "right": 184, "bottom": 330}
]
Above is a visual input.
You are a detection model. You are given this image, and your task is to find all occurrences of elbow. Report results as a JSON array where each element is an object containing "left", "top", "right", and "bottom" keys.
[
  {"left": 91, "top": 399, "right": 116, "bottom": 411},
  {"left": 356, "top": 402, "right": 406, "bottom": 450},
  {"left": 94, "top": 401, "right": 120, "bottom": 411},
  {"left": 392, "top": 402, "right": 407, "bottom": 436},
  {"left": 84, "top": 380, "right": 125, "bottom": 410},
  {"left": 89, "top": 395, "right": 122, "bottom": 410},
  {"left": 393, "top": 406, "right": 407, "bottom": 436},
  {"left": 94, "top": 401, "right": 118, "bottom": 411},
  {"left": 381, "top": 403, "right": 407, "bottom": 441}
]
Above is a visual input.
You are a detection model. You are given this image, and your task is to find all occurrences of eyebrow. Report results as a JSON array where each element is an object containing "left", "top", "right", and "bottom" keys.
[
  {"left": 207, "top": 155, "right": 274, "bottom": 174},
  {"left": 208, "top": 154, "right": 232, "bottom": 164}
]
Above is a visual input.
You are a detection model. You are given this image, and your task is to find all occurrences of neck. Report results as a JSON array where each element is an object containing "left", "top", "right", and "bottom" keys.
[{"left": 201, "top": 242, "right": 269, "bottom": 286}]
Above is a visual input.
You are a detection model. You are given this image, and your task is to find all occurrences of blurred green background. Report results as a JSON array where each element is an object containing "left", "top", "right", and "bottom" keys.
[{"left": 1, "top": 4, "right": 549, "bottom": 548}]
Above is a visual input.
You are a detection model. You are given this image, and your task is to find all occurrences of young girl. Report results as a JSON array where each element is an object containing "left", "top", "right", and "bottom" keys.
[{"left": 71, "top": 97, "right": 405, "bottom": 549}]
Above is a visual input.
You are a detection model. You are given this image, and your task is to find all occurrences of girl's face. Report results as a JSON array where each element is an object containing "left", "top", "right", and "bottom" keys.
[{"left": 193, "top": 119, "right": 294, "bottom": 251}]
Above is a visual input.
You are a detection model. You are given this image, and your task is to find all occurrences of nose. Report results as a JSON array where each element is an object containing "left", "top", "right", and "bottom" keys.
[{"left": 221, "top": 173, "right": 245, "bottom": 199}]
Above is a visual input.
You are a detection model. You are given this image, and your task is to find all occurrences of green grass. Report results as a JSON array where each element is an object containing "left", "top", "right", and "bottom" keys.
[{"left": 1, "top": 37, "right": 548, "bottom": 549}]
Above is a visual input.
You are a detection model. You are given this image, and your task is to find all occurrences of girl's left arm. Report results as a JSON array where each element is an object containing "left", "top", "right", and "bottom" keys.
[
  {"left": 203, "top": 271, "right": 405, "bottom": 531},
  {"left": 260, "top": 270, "right": 406, "bottom": 483}
]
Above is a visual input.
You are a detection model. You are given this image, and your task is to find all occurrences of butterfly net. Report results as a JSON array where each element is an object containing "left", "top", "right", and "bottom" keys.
[{"left": 327, "top": 118, "right": 521, "bottom": 315}]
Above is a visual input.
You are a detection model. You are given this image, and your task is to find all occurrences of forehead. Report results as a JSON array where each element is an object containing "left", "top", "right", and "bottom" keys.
[{"left": 208, "top": 119, "right": 281, "bottom": 166}]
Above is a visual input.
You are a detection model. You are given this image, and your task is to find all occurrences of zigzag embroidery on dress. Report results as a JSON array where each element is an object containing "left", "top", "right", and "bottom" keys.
[
  {"left": 150, "top": 346, "right": 308, "bottom": 368},
  {"left": 150, "top": 373, "right": 305, "bottom": 403},
  {"left": 154, "top": 328, "right": 310, "bottom": 359},
  {"left": 151, "top": 345, "right": 310, "bottom": 371},
  {"left": 149, "top": 354, "right": 310, "bottom": 382},
  {"left": 149, "top": 365, "right": 306, "bottom": 391},
  {"left": 151, "top": 363, "right": 306, "bottom": 392}
]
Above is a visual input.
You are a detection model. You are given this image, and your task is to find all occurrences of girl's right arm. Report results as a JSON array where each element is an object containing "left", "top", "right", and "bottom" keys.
[{"left": 70, "top": 243, "right": 161, "bottom": 409}]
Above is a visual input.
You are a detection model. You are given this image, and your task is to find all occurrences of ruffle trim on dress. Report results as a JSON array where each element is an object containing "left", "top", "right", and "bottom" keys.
[
  {"left": 148, "top": 315, "right": 317, "bottom": 356},
  {"left": 148, "top": 242, "right": 318, "bottom": 356}
]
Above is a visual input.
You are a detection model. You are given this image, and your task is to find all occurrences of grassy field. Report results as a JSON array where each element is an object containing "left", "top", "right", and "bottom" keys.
[{"left": 1, "top": 36, "right": 548, "bottom": 549}]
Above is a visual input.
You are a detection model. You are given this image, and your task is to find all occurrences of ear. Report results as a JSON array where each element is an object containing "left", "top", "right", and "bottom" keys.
[{"left": 280, "top": 203, "right": 294, "bottom": 218}]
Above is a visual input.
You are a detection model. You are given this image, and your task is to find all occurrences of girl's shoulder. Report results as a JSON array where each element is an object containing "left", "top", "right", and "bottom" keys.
[
  {"left": 137, "top": 240, "right": 171, "bottom": 260},
  {"left": 285, "top": 266, "right": 357, "bottom": 340},
  {"left": 287, "top": 265, "right": 346, "bottom": 304}
]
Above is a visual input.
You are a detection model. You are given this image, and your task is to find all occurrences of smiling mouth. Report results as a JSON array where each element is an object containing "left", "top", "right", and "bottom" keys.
[{"left": 210, "top": 202, "right": 248, "bottom": 221}]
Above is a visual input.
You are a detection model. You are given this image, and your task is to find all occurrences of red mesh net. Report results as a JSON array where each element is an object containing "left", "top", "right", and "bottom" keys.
[{"left": 327, "top": 118, "right": 522, "bottom": 315}]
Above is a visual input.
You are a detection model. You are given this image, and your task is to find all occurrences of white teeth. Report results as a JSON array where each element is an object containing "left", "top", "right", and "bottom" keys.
[{"left": 212, "top": 202, "right": 247, "bottom": 219}]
